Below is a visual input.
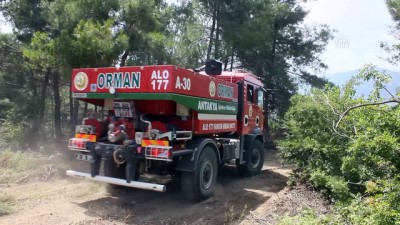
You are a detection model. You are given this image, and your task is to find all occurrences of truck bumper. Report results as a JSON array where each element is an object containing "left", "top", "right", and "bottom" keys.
[{"left": 66, "top": 170, "right": 166, "bottom": 192}]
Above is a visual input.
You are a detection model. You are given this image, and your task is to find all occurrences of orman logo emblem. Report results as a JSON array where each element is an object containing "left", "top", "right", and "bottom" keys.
[
  {"left": 209, "top": 81, "right": 216, "bottom": 97},
  {"left": 249, "top": 105, "right": 253, "bottom": 117},
  {"left": 74, "top": 72, "right": 89, "bottom": 91}
]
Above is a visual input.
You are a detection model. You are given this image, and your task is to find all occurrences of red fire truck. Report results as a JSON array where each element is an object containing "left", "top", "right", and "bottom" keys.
[{"left": 67, "top": 60, "right": 274, "bottom": 201}]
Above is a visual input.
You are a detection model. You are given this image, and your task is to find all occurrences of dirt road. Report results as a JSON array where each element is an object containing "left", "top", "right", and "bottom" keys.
[{"left": 0, "top": 149, "right": 294, "bottom": 225}]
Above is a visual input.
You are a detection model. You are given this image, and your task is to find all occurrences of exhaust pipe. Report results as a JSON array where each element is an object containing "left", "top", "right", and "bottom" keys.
[
  {"left": 140, "top": 114, "right": 151, "bottom": 131},
  {"left": 66, "top": 170, "right": 166, "bottom": 192}
]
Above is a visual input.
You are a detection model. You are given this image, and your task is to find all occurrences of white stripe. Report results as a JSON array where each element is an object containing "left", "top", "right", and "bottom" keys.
[{"left": 198, "top": 113, "right": 236, "bottom": 120}]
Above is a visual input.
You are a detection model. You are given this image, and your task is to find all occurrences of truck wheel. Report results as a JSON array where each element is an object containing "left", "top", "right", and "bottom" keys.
[
  {"left": 181, "top": 146, "right": 218, "bottom": 201},
  {"left": 236, "top": 140, "right": 264, "bottom": 176}
]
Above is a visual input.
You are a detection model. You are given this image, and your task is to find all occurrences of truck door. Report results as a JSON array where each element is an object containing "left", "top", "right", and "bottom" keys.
[
  {"left": 242, "top": 83, "right": 258, "bottom": 134},
  {"left": 242, "top": 82, "right": 265, "bottom": 133},
  {"left": 238, "top": 81, "right": 264, "bottom": 135},
  {"left": 245, "top": 83, "right": 254, "bottom": 131}
]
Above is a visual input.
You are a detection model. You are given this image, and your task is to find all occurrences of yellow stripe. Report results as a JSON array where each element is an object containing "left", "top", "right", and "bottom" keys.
[
  {"left": 141, "top": 140, "right": 169, "bottom": 147},
  {"left": 75, "top": 134, "right": 96, "bottom": 142}
]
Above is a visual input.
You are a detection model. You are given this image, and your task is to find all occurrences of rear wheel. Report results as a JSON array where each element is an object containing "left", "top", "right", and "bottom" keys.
[
  {"left": 236, "top": 140, "right": 264, "bottom": 176},
  {"left": 181, "top": 146, "right": 218, "bottom": 201}
]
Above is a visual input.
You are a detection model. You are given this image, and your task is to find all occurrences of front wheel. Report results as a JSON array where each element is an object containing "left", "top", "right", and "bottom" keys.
[
  {"left": 181, "top": 146, "right": 218, "bottom": 201},
  {"left": 236, "top": 140, "right": 264, "bottom": 176}
]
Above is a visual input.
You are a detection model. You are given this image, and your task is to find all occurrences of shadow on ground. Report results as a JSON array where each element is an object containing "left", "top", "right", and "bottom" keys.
[{"left": 76, "top": 149, "right": 289, "bottom": 225}]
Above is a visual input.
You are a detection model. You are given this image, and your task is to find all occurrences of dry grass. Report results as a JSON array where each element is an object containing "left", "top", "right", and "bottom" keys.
[
  {"left": 225, "top": 202, "right": 249, "bottom": 224},
  {"left": 0, "top": 149, "right": 67, "bottom": 185},
  {"left": 0, "top": 149, "right": 65, "bottom": 217},
  {"left": 242, "top": 185, "right": 332, "bottom": 225},
  {"left": 0, "top": 193, "right": 16, "bottom": 216}
]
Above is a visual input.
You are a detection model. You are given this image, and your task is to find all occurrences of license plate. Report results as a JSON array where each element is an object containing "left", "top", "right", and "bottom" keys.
[{"left": 74, "top": 153, "right": 92, "bottom": 161}]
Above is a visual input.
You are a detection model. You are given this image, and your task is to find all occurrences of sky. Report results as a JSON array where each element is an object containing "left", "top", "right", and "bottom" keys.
[
  {"left": 0, "top": 0, "right": 398, "bottom": 75},
  {"left": 304, "top": 0, "right": 398, "bottom": 75}
]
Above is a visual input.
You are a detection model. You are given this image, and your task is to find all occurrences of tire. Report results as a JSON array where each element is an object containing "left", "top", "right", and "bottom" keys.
[
  {"left": 181, "top": 146, "right": 218, "bottom": 201},
  {"left": 236, "top": 140, "right": 264, "bottom": 176}
]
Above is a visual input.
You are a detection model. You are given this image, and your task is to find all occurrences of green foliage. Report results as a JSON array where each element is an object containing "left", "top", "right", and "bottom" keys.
[
  {"left": 334, "top": 178, "right": 400, "bottom": 224},
  {"left": 218, "top": 0, "right": 333, "bottom": 115},
  {"left": 169, "top": 0, "right": 208, "bottom": 68},
  {"left": 23, "top": 32, "right": 57, "bottom": 68},
  {"left": 309, "top": 170, "right": 349, "bottom": 200},
  {"left": 279, "top": 65, "right": 400, "bottom": 223},
  {"left": 0, "top": 120, "right": 25, "bottom": 149},
  {"left": 118, "top": 0, "right": 173, "bottom": 66},
  {"left": 382, "top": 0, "right": 400, "bottom": 65},
  {"left": 278, "top": 209, "right": 343, "bottom": 225},
  {"left": 0, "top": 34, "right": 30, "bottom": 120},
  {"left": 0, "top": 0, "right": 333, "bottom": 147},
  {"left": 70, "top": 18, "right": 128, "bottom": 67}
]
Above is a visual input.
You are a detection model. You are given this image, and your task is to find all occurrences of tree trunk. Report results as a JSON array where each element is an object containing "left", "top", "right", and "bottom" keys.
[
  {"left": 269, "top": 21, "right": 278, "bottom": 78},
  {"left": 223, "top": 44, "right": 232, "bottom": 71},
  {"left": 120, "top": 50, "right": 129, "bottom": 66},
  {"left": 83, "top": 102, "right": 88, "bottom": 117},
  {"left": 214, "top": 23, "right": 220, "bottom": 60},
  {"left": 147, "top": 52, "right": 151, "bottom": 65},
  {"left": 206, "top": 7, "right": 217, "bottom": 60},
  {"left": 264, "top": 21, "right": 279, "bottom": 134},
  {"left": 27, "top": 70, "right": 50, "bottom": 149},
  {"left": 69, "top": 86, "right": 74, "bottom": 133},
  {"left": 214, "top": 2, "right": 222, "bottom": 60},
  {"left": 71, "top": 87, "right": 80, "bottom": 133},
  {"left": 230, "top": 45, "right": 234, "bottom": 71},
  {"left": 223, "top": 52, "right": 229, "bottom": 71},
  {"left": 52, "top": 71, "right": 63, "bottom": 141}
]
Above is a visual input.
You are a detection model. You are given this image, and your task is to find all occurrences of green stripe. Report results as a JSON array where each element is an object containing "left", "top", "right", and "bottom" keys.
[{"left": 78, "top": 93, "right": 238, "bottom": 114}]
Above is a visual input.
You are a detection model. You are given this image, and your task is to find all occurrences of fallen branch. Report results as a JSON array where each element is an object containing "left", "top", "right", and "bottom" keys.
[
  {"left": 383, "top": 87, "right": 396, "bottom": 100},
  {"left": 334, "top": 99, "right": 400, "bottom": 130},
  {"left": 332, "top": 121, "right": 353, "bottom": 140},
  {"left": 16, "top": 173, "right": 31, "bottom": 184}
]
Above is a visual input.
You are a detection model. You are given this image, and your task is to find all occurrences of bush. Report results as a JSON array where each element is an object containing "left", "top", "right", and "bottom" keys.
[
  {"left": 279, "top": 65, "right": 400, "bottom": 223},
  {"left": 0, "top": 120, "right": 25, "bottom": 149},
  {"left": 278, "top": 209, "right": 343, "bottom": 225}
]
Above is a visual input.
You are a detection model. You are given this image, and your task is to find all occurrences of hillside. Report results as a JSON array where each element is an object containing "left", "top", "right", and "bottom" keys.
[{"left": 327, "top": 68, "right": 400, "bottom": 99}]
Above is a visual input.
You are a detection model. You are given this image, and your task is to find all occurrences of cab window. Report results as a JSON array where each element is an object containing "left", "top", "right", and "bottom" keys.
[
  {"left": 247, "top": 85, "right": 254, "bottom": 103},
  {"left": 257, "top": 89, "right": 264, "bottom": 108}
]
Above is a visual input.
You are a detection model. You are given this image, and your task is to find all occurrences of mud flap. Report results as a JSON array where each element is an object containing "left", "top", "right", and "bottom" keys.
[
  {"left": 174, "top": 138, "right": 219, "bottom": 172},
  {"left": 241, "top": 134, "right": 263, "bottom": 165},
  {"left": 90, "top": 144, "right": 102, "bottom": 177},
  {"left": 124, "top": 146, "right": 138, "bottom": 183}
]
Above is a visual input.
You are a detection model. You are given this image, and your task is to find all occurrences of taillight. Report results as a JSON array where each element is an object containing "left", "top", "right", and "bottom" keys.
[
  {"left": 68, "top": 138, "right": 88, "bottom": 150},
  {"left": 144, "top": 146, "right": 172, "bottom": 161}
]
